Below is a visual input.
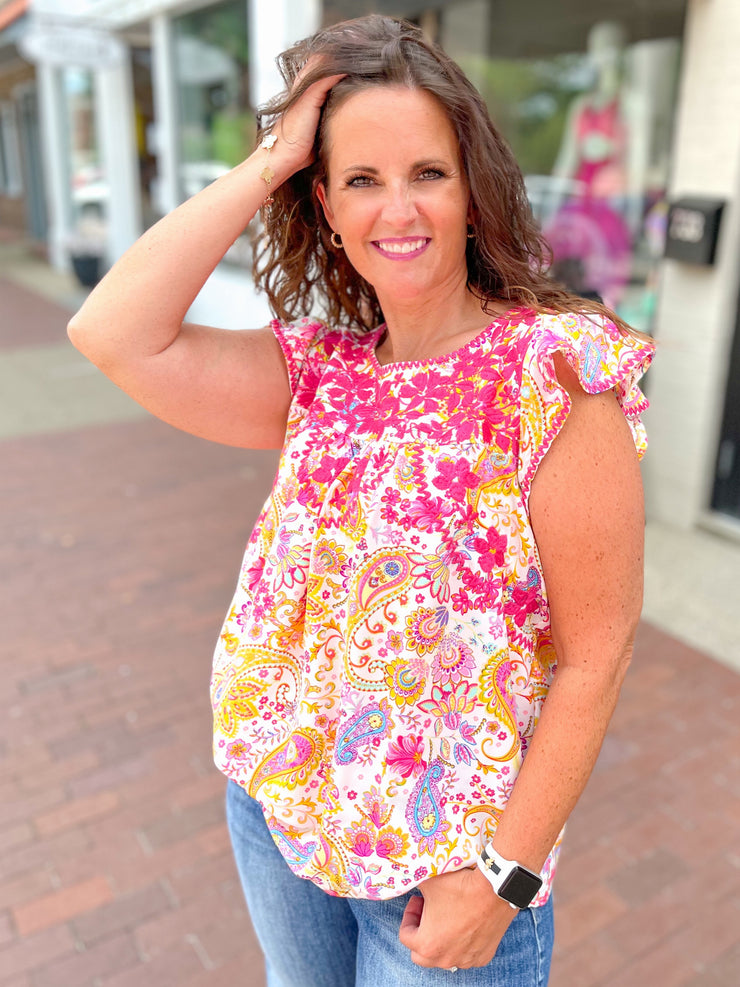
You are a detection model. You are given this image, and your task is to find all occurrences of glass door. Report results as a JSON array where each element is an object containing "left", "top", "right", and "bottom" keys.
[{"left": 711, "top": 288, "right": 740, "bottom": 519}]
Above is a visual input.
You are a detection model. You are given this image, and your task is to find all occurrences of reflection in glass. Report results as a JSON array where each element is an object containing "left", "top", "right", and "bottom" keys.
[
  {"left": 64, "top": 67, "right": 107, "bottom": 227},
  {"left": 173, "top": 0, "right": 254, "bottom": 203},
  {"left": 452, "top": 26, "right": 680, "bottom": 331}
]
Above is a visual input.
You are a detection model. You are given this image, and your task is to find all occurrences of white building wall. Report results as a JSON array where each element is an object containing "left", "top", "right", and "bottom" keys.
[
  {"left": 95, "top": 55, "right": 142, "bottom": 263},
  {"left": 644, "top": 0, "right": 740, "bottom": 529},
  {"left": 249, "top": 0, "right": 321, "bottom": 109},
  {"left": 36, "top": 62, "right": 73, "bottom": 268}
]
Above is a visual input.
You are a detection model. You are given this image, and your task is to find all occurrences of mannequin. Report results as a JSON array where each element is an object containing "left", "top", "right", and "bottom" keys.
[{"left": 544, "top": 22, "right": 649, "bottom": 307}]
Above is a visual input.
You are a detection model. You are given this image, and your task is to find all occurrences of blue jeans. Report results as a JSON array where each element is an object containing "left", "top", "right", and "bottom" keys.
[{"left": 226, "top": 780, "right": 554, "bottom": 986}]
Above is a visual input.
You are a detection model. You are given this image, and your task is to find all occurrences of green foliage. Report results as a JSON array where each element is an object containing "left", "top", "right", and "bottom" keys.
[
  {"left": 458, "top": 54, "right": 586, "bottom": 175},
  {"left": 212, "top": 112, "right": 257, "bottom": 167},
  {"left": 175, "top": 1, "right": 249, "bottom": 67}
]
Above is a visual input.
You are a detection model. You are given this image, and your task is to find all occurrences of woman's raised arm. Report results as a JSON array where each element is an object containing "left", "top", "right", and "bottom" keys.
[{"left": 67, "top": 71, "right": 343, "bottom": 449}]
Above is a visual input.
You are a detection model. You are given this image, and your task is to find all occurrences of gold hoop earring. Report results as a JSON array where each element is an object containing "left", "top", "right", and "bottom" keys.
[
  {"left": 330, "top": 231, "right": 343, "bottom": 249},
  {"left": 466, "top": 226, "right": 476, "bottom": 239}
]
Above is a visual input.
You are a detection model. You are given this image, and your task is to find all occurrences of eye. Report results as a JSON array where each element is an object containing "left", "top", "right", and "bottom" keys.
[
  {"left": 418, "top": 168, "right": 446, "bottom": 180},
  {"left": 346, "top": 174, "right": 375, "bottom": 188}
]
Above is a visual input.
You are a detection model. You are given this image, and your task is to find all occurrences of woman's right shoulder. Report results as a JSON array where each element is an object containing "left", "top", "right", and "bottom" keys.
[{"left": 271, "top": 317, "right": 375, "bottom": 393}]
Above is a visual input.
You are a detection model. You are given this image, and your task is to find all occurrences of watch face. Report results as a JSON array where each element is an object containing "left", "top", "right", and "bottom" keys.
[{"left": 499, "top": 867, "right": 543, "bottom": 908}]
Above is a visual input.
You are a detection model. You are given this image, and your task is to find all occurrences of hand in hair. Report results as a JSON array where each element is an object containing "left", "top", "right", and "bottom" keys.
[{"left": 264, "top": 59, "right": 346, "bottom": 176}]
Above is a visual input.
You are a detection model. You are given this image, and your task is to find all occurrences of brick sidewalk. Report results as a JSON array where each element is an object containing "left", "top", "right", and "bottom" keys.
[{"left": 1, "top": 276, "right": 739, "bottom": 985}]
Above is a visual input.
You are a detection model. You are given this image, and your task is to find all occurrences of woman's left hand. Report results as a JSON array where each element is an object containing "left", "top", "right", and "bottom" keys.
[{"left": 398, "top": 866, "right": 517, "bottom": 970}]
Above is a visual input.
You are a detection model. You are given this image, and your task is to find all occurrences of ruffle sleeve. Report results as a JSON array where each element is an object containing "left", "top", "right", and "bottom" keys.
[
  {"left": 271, "top": 317, "right": 329, "bottom": 394},
  {"left": 517, "top": 312, "right": 655, "bottom": 502}
]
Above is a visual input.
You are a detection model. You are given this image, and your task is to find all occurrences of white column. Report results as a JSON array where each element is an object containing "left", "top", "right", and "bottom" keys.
[
  {"left": 36, "top": 62, "right": 72, "bottom": 269},
  {"left": 248, "top": 0, "right": 321, "bottom": 110},
  {"left": 150, "top": 13, "right": 180, "bottom": 215},
  {"left": 95, "top": 52, "right": 142, "bottom": 264},
  {"left": 644, "top": 0, "right": 740, "bottom": 529}
]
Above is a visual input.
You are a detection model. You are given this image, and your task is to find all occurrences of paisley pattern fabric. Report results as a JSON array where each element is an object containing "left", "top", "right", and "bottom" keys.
[{"left": 211, "top": 308, "right": 654, "bottom": 902}]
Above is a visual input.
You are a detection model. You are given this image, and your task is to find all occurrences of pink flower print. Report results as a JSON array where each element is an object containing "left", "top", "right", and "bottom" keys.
[
  {"left": 431, "top": 635, "right": 475, "bottom": 685},
  {"left": 503, "top": 569, "right": 542, "bottom": 627},
  {"left": 386, "top": 735, "right": 428, "bottom": 778},
  {"left": 417, "top": 680, "right": 478, "bottom": 729},
  {"left": 244, "top": 557, "right": 266, "bottom": 591},
  {"left": 361, "top": 787, "right": 391, "bottom": 828},
  {"left": 406, "top": 495, "right": 451, "bottom": 532},
  {"left": 432, "top": 457, "right": 480, "bottom": 501},
  {"left": 300, "top": 455, "right": 346, "bottom": 485},
  {"left": 226, "top": 740, "right": 249, "bottom": 759},
  {"left": 405, "top": 606, "right": 448, "bottom": 656},
  {"left": 269, "top": 522, "right": 309, "bottom": 588},
  {"left": 451, "top": 588, "right": 474, "bottom": 614},
  {"left": 233, "top": 603, "right": 252, "bottom": 630},
  {"left": 459, "top": 720, "right": 476, "bottom": 744},
  {"left": 471, "top": 526, "right": 507, "bottom": 573},
  {"left": 345, "top": 820, "right": 375, "bottom": 857},
  {"left": 375, "top": 827, "right": 409, "bottom": 859},
  {"left": 372, "top": 447, "right": 396, "bottom": 474},
  {"left": 453, "top": 742, "right": 473, "bottom": 766},
  {"left": 385, "top": 630, "right": 404, "bottom": 655},
  {"left": 380, "top": 487, "right": 400, "bottom": 523},
  {"left": 374, "top": 381, "right": 402, "bottom": 421}
]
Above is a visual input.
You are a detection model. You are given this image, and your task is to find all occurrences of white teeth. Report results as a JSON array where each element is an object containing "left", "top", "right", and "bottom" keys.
[{"left": 377, "top": 239, "right": 426, "bottom": 254}]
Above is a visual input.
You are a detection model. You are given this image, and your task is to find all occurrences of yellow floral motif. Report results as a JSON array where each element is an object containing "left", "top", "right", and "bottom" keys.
[
  {"left": 313, "top": 538, "right": 348, "bottom": 575},
  {"left": 220, "top": 631, "right": 240, "bottom": 656},
  {"left": 385, "top": 656, "right": 426, "bottom": 707},
  {"left": 405, "top": 606, "right": 448, "bottom": 655}
]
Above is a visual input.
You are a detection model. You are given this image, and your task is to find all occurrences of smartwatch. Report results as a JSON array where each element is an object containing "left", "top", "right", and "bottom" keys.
[{"left": 476, "top": 843, "right": 543, "bottom": 910}]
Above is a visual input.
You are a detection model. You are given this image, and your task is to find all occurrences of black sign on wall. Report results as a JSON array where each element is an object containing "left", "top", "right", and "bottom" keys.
[{"left": 664, "top": 197, "right": 725, "bottom": 266}]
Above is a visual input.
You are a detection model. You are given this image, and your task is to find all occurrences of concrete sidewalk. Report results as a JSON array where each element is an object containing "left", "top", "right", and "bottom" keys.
[{"left": 1, "top": 237, "right": 739, "bottom": 985}]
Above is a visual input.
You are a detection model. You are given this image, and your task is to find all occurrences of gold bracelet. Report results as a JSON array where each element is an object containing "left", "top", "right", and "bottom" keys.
[{"left": 259, "top": 134, "right": 278, "bottom": 206}]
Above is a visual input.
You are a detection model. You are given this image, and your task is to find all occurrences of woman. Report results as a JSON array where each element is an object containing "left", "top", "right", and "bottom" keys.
[{"left": 68, "top": 15, "right": 654, "bottom": 986}]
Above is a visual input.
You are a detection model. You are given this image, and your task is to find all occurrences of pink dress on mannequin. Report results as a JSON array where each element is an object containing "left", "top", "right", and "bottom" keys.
[{"left": 545, "top": 98, "right": 631, "bottom": 306}]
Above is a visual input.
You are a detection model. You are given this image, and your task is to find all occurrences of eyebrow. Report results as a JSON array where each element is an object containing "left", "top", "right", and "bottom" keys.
[{"left": 340, "top": 159, "right": 453, "bottom": 175}]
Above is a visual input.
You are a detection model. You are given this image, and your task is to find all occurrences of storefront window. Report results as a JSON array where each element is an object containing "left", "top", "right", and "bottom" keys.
[
  {"left": 173, "top": 0, "right": 254, "bottom": 203},
  {"left": 712, "top": 297, "right": 740, "bottom": 520},
  {"left": 450, "top": 19, "right": 681, "bottom": 332},
  {"left": 63, "top": 67, "right": 107, "bottom": 227}
]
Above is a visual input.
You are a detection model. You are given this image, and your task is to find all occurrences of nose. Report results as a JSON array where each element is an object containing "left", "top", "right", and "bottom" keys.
[{"left": 380, "top": 183, "right": 418, "bottom": 229}]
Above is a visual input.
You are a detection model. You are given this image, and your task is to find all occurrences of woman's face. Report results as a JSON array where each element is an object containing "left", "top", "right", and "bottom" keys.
[{"left": 316, "top": 86, "right": 471, "bottom": 308}]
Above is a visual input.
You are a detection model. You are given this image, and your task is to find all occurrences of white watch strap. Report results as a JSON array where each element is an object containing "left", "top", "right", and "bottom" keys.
[
  {"left": 477, "top": 844, "right": 511, "bottom": 886},
  {"left": 476, "top": 844, "right": 524, "bottom": 909}
]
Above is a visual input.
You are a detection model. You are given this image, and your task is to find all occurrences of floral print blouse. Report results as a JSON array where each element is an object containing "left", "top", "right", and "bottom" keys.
[{"left": 210, "top": 308, "right": 654, "bottom": 903}]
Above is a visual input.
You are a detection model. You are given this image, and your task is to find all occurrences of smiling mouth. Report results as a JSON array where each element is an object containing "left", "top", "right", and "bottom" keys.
[{"left": 372, "top": 237, "right": 430, "bottom": 258}]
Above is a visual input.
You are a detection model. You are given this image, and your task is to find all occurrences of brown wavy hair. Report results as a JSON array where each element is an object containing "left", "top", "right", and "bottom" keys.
[{"left": 253, "top": 14, "right": 633, "bottom": 335}]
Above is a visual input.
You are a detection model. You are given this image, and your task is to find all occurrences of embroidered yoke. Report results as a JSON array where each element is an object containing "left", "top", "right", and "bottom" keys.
[{"left": 210, "top": 309, "right": 654, "bottom": 901}]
